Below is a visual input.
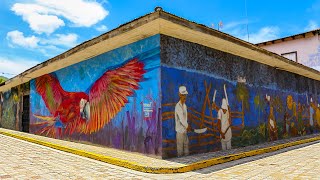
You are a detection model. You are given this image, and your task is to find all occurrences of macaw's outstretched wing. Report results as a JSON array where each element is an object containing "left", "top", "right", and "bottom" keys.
[
  {"left": 35, "top": 74, "right": 66, "bottom": 115},
  {"left": 85, "top": 59, "right": 145, "bottom": 134}
]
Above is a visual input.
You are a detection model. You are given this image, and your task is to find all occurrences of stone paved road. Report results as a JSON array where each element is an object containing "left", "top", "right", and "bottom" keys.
[{"left": 0, "top": 134, "right": 320, "bottom": 179}]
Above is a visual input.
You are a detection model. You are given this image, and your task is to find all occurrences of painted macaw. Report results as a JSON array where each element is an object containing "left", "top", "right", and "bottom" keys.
[{"left": 32, "top": 59, "right": 145, "bottom": 137}]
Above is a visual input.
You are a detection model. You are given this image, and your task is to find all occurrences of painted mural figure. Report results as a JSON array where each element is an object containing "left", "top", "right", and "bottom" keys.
[
  {"left": 313, "top": 104, "right": 320, "bottom": 130},
  {"left": 309, "top": 98, "right": 315, "bottom": 133},
  {"left": 283, "top": 111, "right": 289, "bottom": 136},
  {"left": 213, "top": 84, "right": 232, "bottom": 150},
  {"left": 297, "top": 102, "right": 306, "bottom": 135},
  {"left": 266, "top": 95, "right": 278, "bottom": 141},
  {"left": 268, "top": 106, "right": 278, "bottom": 141},
  {"left": 285, "top": 95, "right": 296, "bottom": 137},
  {"left": 308, "top": 97, "right": 315, "bottom": 133},
  {"left": 174, "top": 86, "right": 189, "bottom": 157}
]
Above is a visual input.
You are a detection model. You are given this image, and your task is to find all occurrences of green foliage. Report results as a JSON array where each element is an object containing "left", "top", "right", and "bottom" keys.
[
  {"left": 272, "top": 96, "right": 284, "bottom": 113},
  {"left": 12, "top": 93, "right": 19, "bottom": 104},
  {"left": 0, "top": 76, "right": 8, "bottom": 84},
  {"left": 232, "top": 123, "right": 268, "bottom": 147},
  {"left": 254, "top": 95, "right": 266, "bottom": 110},
  {"left": 45, "top": 84, "right": 55, "bottom": 110},
  {"left": 20, "top": 82, "right": 30, "bottom": 92},
  {"left": 277, "top": 124, "right": 284, "bottom": 139},
  {"left": 11, "top": 87, "right": 20, "bottom": 104},
  {"left": 1, "top": 97, "right": 16, "bottom": 129},
  {"left": 254, "top": 95, "right": 260, "bottom": 108},
  {"left": 234, "top": 83, "right": 250, "bottom": 112},
  {"left": 232, "top": 122, "right": 287, "bottom": 148},
  {"left": 258, "top": 123, "right": 266, "bottom": 138}
]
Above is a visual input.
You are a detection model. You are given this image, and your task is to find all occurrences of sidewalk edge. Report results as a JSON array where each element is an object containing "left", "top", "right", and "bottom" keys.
[{"left": 0, "top": 130, "right": 319, "bottom": 174}]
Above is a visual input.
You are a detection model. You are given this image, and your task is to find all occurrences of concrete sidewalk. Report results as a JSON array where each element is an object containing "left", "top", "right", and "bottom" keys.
[{"left": 0, "top": 128, "right": 319, "bottom": 174}]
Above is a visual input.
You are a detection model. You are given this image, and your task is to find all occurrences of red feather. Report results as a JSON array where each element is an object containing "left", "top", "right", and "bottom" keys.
[
  {"left": 85, "top": 59, "right": 145, "bottom": 134},
  {"left": 34, "top": 59, "right": 145, "bottom": 136}
]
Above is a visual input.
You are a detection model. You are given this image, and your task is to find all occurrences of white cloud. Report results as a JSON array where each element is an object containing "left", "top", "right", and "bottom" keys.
[
  {"left": 99, "top": 0, "right": 109, "bottom": 5},
  {"left": 304, "top": 20, "right": 318, "bottom": 31},
  {"left": 223, "top": 20, "right": 250, "bottom": 31},
  {"left": 11, "top": 3, "right": 65, "bottom": 35},
  {"left": 11, "top": 0, "right": 109, "bottom": 34},
  {"left": 38, "top": 45, "right": 64, "bottom": 57},
  {"left": 95, "top": 25, "right": 108, "bottom": 32},
  {"left": 41, "top": 33, "right": 79, "bottom": 47},
  {"left": 245, "top": 26, "right": 280, "bottom": 44},
  {"left": 0, "top": 57, "right": 40, "bottom": 78},
  {"left": 39, "top": 0, "right": 109, "bottom": 27},
  {"left": 6, "top": 30, "right": 39, "bottom": 48},
  {"left": 228, "top": 26, "right": 280, "bottom": 44},
  {"left": 6, "top": 30, "right": 75, "bottom": 57},
  {"left": 221, "top": 19, "right": 280, "bottom": 44}
]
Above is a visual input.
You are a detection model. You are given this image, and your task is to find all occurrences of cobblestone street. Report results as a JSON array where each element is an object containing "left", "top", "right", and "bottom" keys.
[{"left": 0, "top": 134, "right": 320, "bottom": 179}]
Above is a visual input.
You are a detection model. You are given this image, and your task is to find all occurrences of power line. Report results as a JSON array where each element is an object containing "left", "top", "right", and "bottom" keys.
[
  {"left": 245, "top": 0, "right": 250, "bottom": 42},
  {"left": 0, "top": 72, "right": 16, "bottom": 76},
  {"left": 0, "top": 72, "right": 32, "bottom": 79}
]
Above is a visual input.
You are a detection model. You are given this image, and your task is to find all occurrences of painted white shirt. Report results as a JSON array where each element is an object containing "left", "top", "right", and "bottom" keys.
[
  {"left": 218, "top": 109, "right": 232, "bottom": 142},
  {"left": 269, "top": 118, "right": 275, "bottom": 128},
  {"left": 175, "top": 101, "right": 188, "bottom": 133}
]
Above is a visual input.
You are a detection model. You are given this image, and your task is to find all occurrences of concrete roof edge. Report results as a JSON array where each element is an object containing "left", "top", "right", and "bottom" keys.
[
  {"left": 158, "top": 10, "right": 320, "bottom": 77},
  {"left": 256, "top": 29, "right": 320, "bottom": 46}
]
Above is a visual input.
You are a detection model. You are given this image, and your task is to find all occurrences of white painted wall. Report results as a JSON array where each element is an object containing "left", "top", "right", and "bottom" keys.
[{"left": 260, "top": 34, "right": 320, "bottom": 71}]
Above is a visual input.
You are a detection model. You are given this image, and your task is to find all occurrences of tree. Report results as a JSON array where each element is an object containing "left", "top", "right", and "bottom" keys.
[
  {"left": 254, "top": 94, "right": 266, "bottom": 125},
  {"left": 234, "top": 81, "right": 250, "bottom": 127},
  {"left": 0, "top": 76, "right": 8, "bottom": 84}
]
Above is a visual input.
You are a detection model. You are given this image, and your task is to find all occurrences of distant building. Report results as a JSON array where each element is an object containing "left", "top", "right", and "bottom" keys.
[{"left": 256, "top": 29, "right": 320, "bottom": 70}]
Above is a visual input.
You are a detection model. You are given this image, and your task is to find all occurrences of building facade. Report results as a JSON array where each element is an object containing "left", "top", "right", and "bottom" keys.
[
  {"left": 1, "top": 10, "right": 320, "bottom": 159},
  {"left": 257, "top": 30, "right": 320, "bottom": 71}
]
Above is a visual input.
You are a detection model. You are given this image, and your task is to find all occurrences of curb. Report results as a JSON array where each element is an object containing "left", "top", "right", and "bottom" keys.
[{"left": 0, "top": 130, "right": 319, "bottom": 174}]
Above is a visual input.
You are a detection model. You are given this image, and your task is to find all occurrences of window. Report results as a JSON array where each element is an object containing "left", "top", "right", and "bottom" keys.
[{"left": 281, "top": 51, "right": 298, "bottom": 62}]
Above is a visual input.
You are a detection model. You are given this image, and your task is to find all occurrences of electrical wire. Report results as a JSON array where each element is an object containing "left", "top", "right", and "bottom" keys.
[{"left": 245, "top": 0, "right": 250, "bottom": 42}]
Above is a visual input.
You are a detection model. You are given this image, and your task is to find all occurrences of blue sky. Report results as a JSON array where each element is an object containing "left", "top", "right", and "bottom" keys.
[{"left": 1, "top": 0, "right": 320, "bottom": 78}]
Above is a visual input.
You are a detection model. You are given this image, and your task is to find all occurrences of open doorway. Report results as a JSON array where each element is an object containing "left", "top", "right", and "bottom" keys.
[{"left": 22, "top": 95, "right": 30, "bottom": 132}]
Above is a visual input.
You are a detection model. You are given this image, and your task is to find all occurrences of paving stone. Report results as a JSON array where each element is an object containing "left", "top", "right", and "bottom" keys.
[{"left": 0, "top": 129, "right": 320, "bottom": 179}]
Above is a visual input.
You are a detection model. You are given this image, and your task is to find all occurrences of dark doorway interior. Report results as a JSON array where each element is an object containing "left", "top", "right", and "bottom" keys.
[{"left": 22, "top": 95, "right": 30, "bottom": 132}]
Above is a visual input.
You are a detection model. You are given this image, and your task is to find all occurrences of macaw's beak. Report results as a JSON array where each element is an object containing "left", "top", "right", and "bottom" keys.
[{"left": 81, "top": 101, "right": 90, "bottom": 121}]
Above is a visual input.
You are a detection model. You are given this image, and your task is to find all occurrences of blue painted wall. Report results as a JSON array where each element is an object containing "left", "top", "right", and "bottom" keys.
[
  {"left": 161, "top": 35, "right": 320, "bottom": 158},
  {"left": 30, "top": 35, "right": 162, "bottom": 156}
]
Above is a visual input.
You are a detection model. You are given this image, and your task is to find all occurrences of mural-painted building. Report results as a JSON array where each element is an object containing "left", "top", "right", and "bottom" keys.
[
  {"left": 257, "top": 29, "right": 320, "bottom": 71},
  {"left": 1, "top": 9, "right": 320, "bottom": 159}
]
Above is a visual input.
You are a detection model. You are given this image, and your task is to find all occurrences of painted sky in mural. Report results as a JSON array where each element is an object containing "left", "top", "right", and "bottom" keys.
[{"left": 30, "top": 35, "right": 161, "bottom": 155}]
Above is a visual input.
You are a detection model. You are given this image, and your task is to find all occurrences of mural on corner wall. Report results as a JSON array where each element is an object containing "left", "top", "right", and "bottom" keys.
[
  {"left": 30, "top": 35, "right": 161, "bottom": 156},
  {"left": 33, "top": 59, "right": 145, "bottom": 136},
  {"left": 161, "top": 35, "right": 320, "bottom": 158},
  {"left": 162, "top": 67, "right": 320, "bottom": 158}
]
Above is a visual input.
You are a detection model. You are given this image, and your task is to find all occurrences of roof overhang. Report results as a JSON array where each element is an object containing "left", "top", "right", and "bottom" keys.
[
  {"left": 1, "top": 10, "right": 320, "bottom": 92},
  {"left": 257, "top": 29, "right": 319, "bottom": 46}
]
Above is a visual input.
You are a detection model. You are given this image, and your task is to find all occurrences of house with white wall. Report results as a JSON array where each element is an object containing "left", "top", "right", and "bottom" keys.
[{"left": 257, "top": 29, "right": 320, "bottom": 71}]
